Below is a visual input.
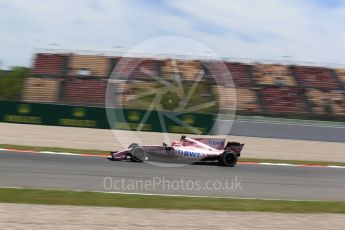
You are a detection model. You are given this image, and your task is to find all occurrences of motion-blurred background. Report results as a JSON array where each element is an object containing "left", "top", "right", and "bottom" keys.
[{"left": 0, "top": 52, "right": 344, "bottom": 121}]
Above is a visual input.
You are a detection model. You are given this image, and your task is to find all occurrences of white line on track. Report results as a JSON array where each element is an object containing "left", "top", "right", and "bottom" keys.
[
  {"left": 1, "top": 148, "right": 345, "bottom": 169},
  {"left": 38, "top": 151, "right": 79, "bottom": 156},
  {"left": 257, "top": 163, "right": 294, "bottom": 166}
]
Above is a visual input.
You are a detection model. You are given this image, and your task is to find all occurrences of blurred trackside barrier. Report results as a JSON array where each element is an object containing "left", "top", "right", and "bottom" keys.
[{"left": 0, "top": 101, "right": 215, "bottom": 135}]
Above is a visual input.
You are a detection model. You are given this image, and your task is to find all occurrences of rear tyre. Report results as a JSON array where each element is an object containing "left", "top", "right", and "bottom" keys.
[{"left": 219, "top": 151, "right": 237, "bottom": 167}]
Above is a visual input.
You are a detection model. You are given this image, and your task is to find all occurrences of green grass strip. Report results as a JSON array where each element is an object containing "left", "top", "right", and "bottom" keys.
[{"left": 0, "top": 188, "right": 344, "bottom": 213}]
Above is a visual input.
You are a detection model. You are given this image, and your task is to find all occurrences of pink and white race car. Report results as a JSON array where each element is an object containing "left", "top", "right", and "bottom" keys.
[{"left": 109, "top": 135, "right": 244, "bottom": 167}]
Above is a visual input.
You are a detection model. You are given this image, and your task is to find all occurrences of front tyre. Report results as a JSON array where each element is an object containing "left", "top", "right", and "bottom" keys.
[
  {"left": 131, "top": 147, "right": 147, "bottom": 162},
  {"left": 219, "top": 151, "right": 237, "bottom": 167}
]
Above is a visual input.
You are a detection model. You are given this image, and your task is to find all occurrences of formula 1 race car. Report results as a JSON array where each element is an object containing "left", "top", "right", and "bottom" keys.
[{"left": 109, "top": 135, "right": 244, "bottom": 167}]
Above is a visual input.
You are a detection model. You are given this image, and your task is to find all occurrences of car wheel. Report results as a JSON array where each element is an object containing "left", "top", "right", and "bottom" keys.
[
  {"left": 131, "top": 147, "right": 147, "bottom": 162},
  {"left": 220, "top": 151, "right": 237, "bottom": 167}
]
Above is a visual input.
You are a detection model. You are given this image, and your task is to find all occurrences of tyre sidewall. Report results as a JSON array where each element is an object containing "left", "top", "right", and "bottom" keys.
[
  {"left": 131, "top": 147, "right": 146, "bottom": 162},
  {"left": 221, "top": 151, "right": 237, "bottom": 167}
]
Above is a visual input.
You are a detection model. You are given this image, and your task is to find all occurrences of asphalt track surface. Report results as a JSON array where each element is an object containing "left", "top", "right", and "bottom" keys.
[
  {"left": 226, "top": 119, "right": 345, "bottom": 142},
  {"left": 1, "top": 151, "right": 345, "bottom": 201}
]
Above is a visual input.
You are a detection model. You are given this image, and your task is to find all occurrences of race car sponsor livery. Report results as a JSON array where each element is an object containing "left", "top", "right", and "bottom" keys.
[{"left": 109, "top": 135, "right": 244, "bottom": 167}]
